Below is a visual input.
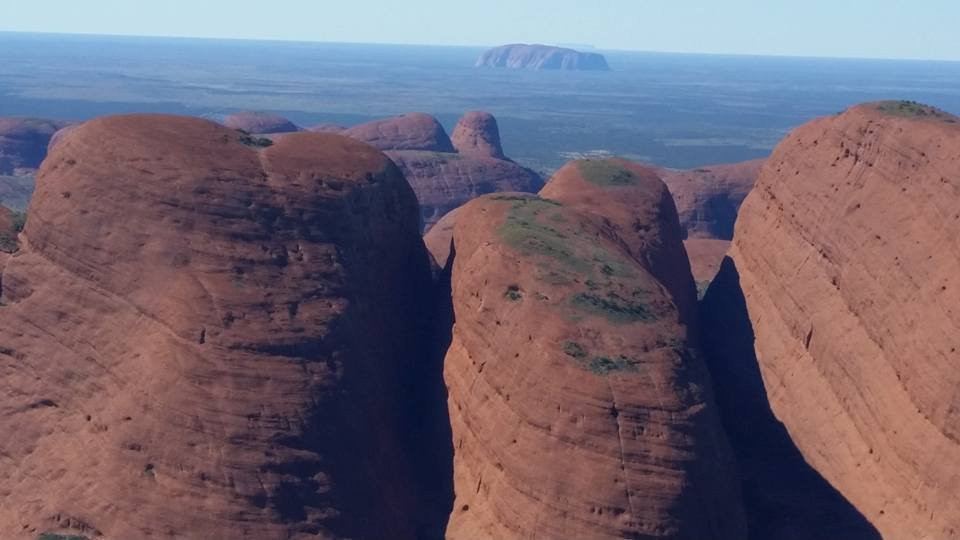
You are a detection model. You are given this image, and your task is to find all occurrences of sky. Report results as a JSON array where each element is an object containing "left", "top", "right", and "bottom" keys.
[{"left": 3, "top": 0, "right": 958, "bottom": 61}]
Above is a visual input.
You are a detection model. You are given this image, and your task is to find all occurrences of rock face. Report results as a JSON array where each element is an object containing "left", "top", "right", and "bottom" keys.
[
  {"left": 683, "top": 238, "right": 730, "bottom": 285},
  {"left": 344, "top": 113, "right": 455, "bottom": 152},
  {"left": 656, "top": 160, "right": 762, "bottom": 285},
  {"left": 541, "top": 158, "right": 699, "bottom": 327},
  {"left": 476, "top": 44, "right": 610, "bottom": 71},
  {"left": 450, "top": 111, "right": 505, "bottom": 159},
  {"left": 422, "top": 204, "right": 460, "bottom": 268},
  {"left": 0, "top": 117, "right": 71, "bottom": 174},
  {"left": 703, "top": 102, "right": 960, "bottom": 539},
  {"left": 387, "top": 149, "right": 543, "bottom": 232},
  {"left": 343, "top": 111, "right": 542, "bottom": 232},
  {"left": 0, "top": 114, "right": 433, "bottom": 539},
  {"left": 223, "top": 111, "right": 299, "bottom": 134},
  {"left": 442, "top": 191, "right": 745, "bottom": 539},
  {"left": 658, "top": 159, "right": 764, "bottom": 241}
]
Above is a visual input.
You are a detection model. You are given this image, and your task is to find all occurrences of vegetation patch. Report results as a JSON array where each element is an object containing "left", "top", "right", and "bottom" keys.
[
  {"left": 876, "top": 100, "right": 956, "bottom": 122},
  {"left": 0, "top": 211, "right": 24, "bottom": 253},
  {"left": 37, "top": 534, "right": 90, "bottom": 540},
  {"left": 563, "top": 341, "right": 587, "bottom": 359},
  {"left": 11, "top": 211, "right": 26, "bottom": 232},
  {"left": 696, "top": 280, "right": 712, "bottom": 300},
  {"left": 236, "top": 130, "right": 274, "bottom": 148},
  {"left": 584, "top": 355, "right": 639, "bottom": 375},
  {"left": 504, "top": 284, "right": 523, "bottom": 301},
  {"left": 497, "top": 198, "right": 591, "bottom": 273},
  {"left": 577, "top": 159, "right": 637, "bottom": 187},
  {"left": 570, "top": 291, "right": 655, "bottom": 323},
  {"left": 490, "top": 194, "right": 560, "bottom": 205}
]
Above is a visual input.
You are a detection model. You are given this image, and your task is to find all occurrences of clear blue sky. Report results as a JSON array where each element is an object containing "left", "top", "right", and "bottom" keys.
[{"left": 3, "top": 0, "right": 957, "bottom": 61}]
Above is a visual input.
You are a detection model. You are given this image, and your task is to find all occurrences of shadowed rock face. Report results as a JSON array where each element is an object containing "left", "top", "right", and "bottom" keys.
[
  {"left": 442, "top": 192, "right": 745, "bottom": 539},
  {"left": 476, "top": 44, "right": 610, "bottom": 71},
  {"left": 703, "top": 102, "right": 960, "bottom": 539},
  {"left": 344, "top": 113, "right": 455, "bottom": 152},
  {"left": 223, "top": 111, "right": 300, "bottom": 134},
  {"left": 0, "top": 115, "right": 433, "bottom": 540},
  {"left": 0, "top": 117, "right": 72, "bottom": 174},
  {"left": 656, "top": 159, "right": 763, "bottom": 285},
  {"left": 451, "top": 111, "right": 505, "bottom": 159},
  {"left": 658, "top": 159, "right": 764, "bottom": 241}
]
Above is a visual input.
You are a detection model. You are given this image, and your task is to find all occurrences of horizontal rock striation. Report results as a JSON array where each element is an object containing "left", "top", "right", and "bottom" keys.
[
  {"left": 703, "top": 101, "right": 960, "bottom": 539},
  {"left": 0, "top": 114, "right": 432, "bottom": 539}
]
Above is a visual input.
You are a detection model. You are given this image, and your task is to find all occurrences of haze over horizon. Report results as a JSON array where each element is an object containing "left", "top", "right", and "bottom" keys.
[{"left": 4, "top": 0, "right": 959, "bottom": 62}]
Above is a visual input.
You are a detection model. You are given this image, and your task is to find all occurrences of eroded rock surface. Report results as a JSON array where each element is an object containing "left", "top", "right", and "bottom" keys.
[
  {"left": 387, "top": 148, "right": 542, "bottom": 232},
  {"left": 344, "top": 113, "right": 455, "bottom": 152},
  {"left": 451, "top": 111, "right": 505, "bottom": 159},
  {"left": 443, "top": 192, "right": 744, "bottom": 539},
  {"left": 703, "top": 101, "right": 960, "bottom": 539},
  {"left": 0, "top": 114, "right": 432, "bottom": 540},
  {"left": 541, "top": 158, "right": 699, "bottom": 326}
]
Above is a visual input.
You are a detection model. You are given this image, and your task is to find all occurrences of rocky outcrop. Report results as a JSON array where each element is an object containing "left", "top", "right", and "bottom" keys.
[
  {"left": 0, "top": 114, "right": 433, "bottom": 539},
  {"left": 451, "top": 111, "right": 505, "bottom": 159},
  {"left": 476, "top": 44, "right": 610, "bottom": 71},
  {"left": 658, "top": 159, "right": 764, "bottom": 241},
  {"left": 344, "top": 113, "right": 455, "bottom": 152},
  {"left": 683, "top": 238, "right": 729, "bottom": 285},
  {"left": 442, "top": 192, "right": 745, "bottom": 539},
  {"left": 387, "top": 149, "right": 542, "bottom": 232},
  {"left": 540, "top": 158, "right": 699, "bottom": 326},
  {"left": 0, "top": 118, "right": 73, "bottom": 211},
  {"left": 422, "top": 204, "right": 460, "bottom": 269},
  {"left": 342, "top": 111, "right": 541, "bottom": 232},
  {"left": 223, "top": 111, "right": 299, "bottom": 134},
  {"left": 0, "top": 117, "right": 71, "bottom": 174},
  {"left": 702, "top": 101, "right": 960, "bottom": 539}
]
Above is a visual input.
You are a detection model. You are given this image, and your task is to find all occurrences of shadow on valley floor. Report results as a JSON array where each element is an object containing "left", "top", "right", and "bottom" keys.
[{"left": 701, "top": 257, "right": 881, "bottom": 540}]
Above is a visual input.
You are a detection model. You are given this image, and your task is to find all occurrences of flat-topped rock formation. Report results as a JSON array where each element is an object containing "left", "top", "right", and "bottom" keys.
[
  {"left": 476, "top": 44, "right": 610, "bottom": 71},
  {"left": 442, "top": 190, "right": 745, "bottom": 539},
  {"left": 222, "top": 111, "right": 300, "bottom": 134},
  {"left": 702, "top": 101, "right": 960, "bottom": 539},
  {"left": 0, "top": 114, "right": 433, "bottom": 539}
]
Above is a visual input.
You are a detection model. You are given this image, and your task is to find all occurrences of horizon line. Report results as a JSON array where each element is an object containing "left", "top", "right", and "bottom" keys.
[{"left": 1, "top": 30, "right": 958, "bottom": 64}]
